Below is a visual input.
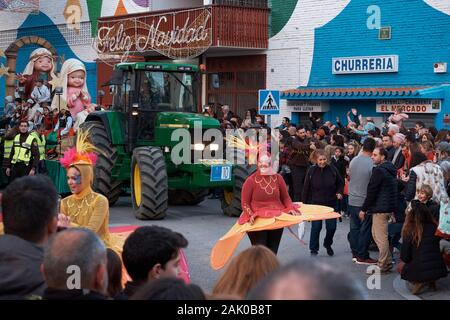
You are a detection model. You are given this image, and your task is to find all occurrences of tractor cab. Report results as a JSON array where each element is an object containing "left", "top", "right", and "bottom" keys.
[{"left": 110, "top": 63, "right": 200, "bottom": 143}]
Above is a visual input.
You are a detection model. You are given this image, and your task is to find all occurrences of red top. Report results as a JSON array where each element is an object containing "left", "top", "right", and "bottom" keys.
[{"left": 238, "top": 172, "right": 299, "bottom": 225}]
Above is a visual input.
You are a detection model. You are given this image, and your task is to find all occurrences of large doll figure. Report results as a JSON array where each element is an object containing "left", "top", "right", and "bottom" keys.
[
  {"left": 16, "top": 48, "right": 56, "bottom": 99},
  {"left": 51, "top": 58, "right": 91, "bottom": 119}
]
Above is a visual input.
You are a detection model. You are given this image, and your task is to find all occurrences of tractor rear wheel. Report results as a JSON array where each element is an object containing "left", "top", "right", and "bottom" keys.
[
  {"left": 168, "top": 189, "right": 209, "bottom": 206},
  {"left": 131, "top": 147, "right": 168, "bottom": 220},
  {"left": 81, "top": 121, "right": 122, "bottom": 206},
  {"left": 221, "top": 164, "right": 256, "bottom": 217}
]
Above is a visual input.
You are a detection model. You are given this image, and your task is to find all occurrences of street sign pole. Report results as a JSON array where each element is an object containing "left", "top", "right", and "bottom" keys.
[{"left": 267, "top": 115, "right": 271, "bottom": 128}]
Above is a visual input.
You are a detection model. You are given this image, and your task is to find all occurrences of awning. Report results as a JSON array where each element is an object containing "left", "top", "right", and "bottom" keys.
[{"left": 281, "top": 85, "right": 450, "bottom": 100}]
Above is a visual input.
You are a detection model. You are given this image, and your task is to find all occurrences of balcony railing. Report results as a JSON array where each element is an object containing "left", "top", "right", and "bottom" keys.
[
  {"left": 212, "top": 0, "right": 268, "bottom": 8},
  {"left": 211, "top": 5, "right": 268, "bottom": 48}
]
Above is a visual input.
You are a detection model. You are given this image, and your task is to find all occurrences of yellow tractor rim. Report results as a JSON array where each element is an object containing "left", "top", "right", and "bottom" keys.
[
  {"left": 224, "top": 189, "right": 233, "bottom": 205},
  {"left": 133, "top": 164, "right": 142, "bottom": 206}
]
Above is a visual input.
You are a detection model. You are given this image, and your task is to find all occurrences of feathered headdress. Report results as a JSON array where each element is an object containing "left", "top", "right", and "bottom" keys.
[
  {"left": 59, "top": 129, "right": 99, "bottom": 168},
  {"left": 225, "top": 129, "right": 269, "bottom": 164}
]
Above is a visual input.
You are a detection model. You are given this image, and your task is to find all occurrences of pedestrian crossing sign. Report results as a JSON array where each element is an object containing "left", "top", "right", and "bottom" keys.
[{"left": 258, "top": 90, "right": 280, "bottom": 115}]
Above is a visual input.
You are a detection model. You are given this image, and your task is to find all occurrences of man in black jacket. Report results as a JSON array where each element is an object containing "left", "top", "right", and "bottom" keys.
[
  {"left": 286, "top": 125, "right": 316, "bottom": 201},
  {"left": 360, "top": 148, "right": 398, "bottom": 274},
  {"left": 382, "top": 135, "right": 395, "bottom": 161},
  {"left": 0, "top": 176, "right": 58, "bottom": 299}
]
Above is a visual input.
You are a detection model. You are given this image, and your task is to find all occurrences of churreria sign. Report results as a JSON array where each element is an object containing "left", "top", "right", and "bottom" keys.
[
  {"left": 94, "top": 7, "right": 212, "bottom": 60},
  {"left": 332, "top": 55, "right": 399, "bottom": 74}
]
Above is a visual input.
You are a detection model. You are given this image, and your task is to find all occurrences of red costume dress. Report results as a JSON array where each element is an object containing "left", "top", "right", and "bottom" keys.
[{"left": 239, "top": 173, "right": 299, "bottom": 225}]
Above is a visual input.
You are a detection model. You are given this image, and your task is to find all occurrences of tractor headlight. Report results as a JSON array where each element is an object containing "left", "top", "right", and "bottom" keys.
[
  {"left": 132, "top": 103, "right": 139, "bottom": 116},
  {"left": 192, "top": 143, "right": 205, "bottom": 151},
  {"left": 209, "top": 143, "right": 219, "bottom": 151}
]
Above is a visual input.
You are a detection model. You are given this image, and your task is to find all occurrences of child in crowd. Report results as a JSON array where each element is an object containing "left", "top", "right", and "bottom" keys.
[{"left": 417, "top": 184, "right": 440, "bottom": 221}]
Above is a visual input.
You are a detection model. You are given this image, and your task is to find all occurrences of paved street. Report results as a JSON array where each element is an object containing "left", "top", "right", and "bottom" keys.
[{"left": 110, "top": 197, "right": 450, "bottom": 300}]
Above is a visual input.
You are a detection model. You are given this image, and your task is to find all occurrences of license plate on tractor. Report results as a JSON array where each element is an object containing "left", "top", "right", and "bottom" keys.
[{"left": 210, "top": 165, "right": 232, "bottom": 182}]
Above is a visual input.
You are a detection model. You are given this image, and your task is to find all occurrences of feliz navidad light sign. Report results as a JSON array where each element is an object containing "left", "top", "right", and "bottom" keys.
[{"left": 94, "top": 7, "right": 212, "bottom": 60}]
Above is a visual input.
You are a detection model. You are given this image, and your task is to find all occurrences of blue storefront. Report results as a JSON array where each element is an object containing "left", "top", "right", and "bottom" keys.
[{"left": 281, "top": 0, "right": 450, "bottom": 129}]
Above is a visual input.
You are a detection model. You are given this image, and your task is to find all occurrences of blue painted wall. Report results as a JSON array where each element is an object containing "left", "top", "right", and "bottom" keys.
[
  {"left": 0, "top": 12, "right": 97, "bottom": 107},
  {"left": 295, "top": 0, "right": 450, "bottom": 129},
  {"left": 309, "top": 0, "right": 450, "bottom": 87}
]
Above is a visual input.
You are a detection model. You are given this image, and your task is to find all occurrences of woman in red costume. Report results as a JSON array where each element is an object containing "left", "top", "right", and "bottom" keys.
[
  {"left": 239, "top": 153, "right": 300, "bottom": 253},
  {"left": 211, "top": 147, "right": 340, "bottom": 270}
]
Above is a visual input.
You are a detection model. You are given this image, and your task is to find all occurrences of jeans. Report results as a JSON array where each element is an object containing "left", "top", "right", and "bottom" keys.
[
  {"left": 388, "top": 222, "right": 403, "bottom": 251},
  {"left": 348, "top": 205, "right": 373, "bottom": 259},
  {"left": 309, "top": 218, "right": 337, "bottom": 252}
]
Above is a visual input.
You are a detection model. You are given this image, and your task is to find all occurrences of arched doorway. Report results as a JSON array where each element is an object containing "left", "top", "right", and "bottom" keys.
[{"left": 4, "top": 36, "right": 57, "bottom": 97}]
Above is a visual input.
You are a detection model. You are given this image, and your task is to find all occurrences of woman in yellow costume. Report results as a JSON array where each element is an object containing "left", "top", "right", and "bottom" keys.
[
  {"left": 210, "top": 139, "right": 341, "bottom": 270},
  {"left": 58, "top": 130, "right": 124, "bottom": 254}
]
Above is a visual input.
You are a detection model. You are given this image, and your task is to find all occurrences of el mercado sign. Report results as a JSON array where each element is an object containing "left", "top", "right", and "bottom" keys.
[
  {"left": 376, "top": 99, "right": 441, "bottom": 113},
  {"left": 95, "top": 8, "right": 212, "bottom": 60}
]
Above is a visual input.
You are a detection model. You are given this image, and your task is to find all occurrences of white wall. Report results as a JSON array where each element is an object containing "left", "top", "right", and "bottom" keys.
[{"left": 152, "top": 0, "right": 204, "bottom": 11}]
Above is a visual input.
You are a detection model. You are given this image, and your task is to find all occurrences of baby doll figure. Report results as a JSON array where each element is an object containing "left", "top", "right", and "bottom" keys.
[
  {"left": 67, "top": 69, "right": 91, "bottom": 118},
  {"left": 51, "top": 59, "right": 91, "bottom": 119},
  {"left": 16, "top": 48, "right": 56, "bottom": 99}
]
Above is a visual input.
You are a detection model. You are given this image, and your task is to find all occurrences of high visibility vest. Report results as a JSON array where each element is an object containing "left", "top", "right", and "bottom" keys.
[
  {"left": 3, "top": 139, "right": 13, "bottom": 159},
  {"left": 11, "top": 134, "right": 36, "bottom": 165},
  {"left": 30, "top": 132, "right": 46, "bottom": 160}
]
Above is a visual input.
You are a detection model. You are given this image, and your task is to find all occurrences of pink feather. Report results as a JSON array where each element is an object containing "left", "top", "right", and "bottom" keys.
[
  {"left": 59, "top": 147, "right": 77, "bottom": 168},
  {"left": 86, "top": 152, "right": 98, "bottom": 165}
]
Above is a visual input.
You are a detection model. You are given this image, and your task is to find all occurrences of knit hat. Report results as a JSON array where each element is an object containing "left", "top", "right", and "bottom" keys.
[
  {"left": 393, "top": 133, "right": 406, "bottom": 144},
  {"left": 388, "top": 123, "right": 400, "bottom": 134},
  {"left": 437, "top": 141, "right": 450, "bottom": 153},
  {"left": 316, "top": 128, "right": 326, "bottom": 138},
  {"left": 27, "top": 99, "right": 34, "bottom": 104}
]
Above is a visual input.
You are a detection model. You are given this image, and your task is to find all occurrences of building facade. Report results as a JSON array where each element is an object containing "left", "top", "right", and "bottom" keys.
[{"left": 267, "top": 0, "right": 450, "bottom": 129}]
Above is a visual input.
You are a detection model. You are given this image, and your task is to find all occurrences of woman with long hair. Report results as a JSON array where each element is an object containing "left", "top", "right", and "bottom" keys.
[
  {"left": 212, "top": 246, "right": 279, "bottom": 298},
  {"left": 398, "top": 200, "right": 447, "bottom": 295},
  {"left": 346, "top": 141, "right": 360, "bottom": 162}
]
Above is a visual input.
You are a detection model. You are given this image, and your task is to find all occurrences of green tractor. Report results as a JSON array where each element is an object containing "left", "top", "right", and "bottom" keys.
[{"left": 77, "top": 62, "right": 254, "bottom": 220}]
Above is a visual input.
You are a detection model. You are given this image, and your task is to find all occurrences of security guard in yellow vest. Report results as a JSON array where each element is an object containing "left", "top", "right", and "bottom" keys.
[
  {"left": 30, "top": 124, "right": 47, "bottom": 174},
  {"left": 5, "top": 121, "right": 39, "bottom": 181}
]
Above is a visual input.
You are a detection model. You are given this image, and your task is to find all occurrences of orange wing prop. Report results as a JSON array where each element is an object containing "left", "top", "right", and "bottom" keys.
[{"left": 210, "top": 203, "right": 340, "bottom": 270}]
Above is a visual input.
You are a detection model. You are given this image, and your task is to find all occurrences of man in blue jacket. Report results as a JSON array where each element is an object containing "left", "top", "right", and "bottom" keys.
[{"left": 360, "top": 148, "right": 398, "bottom": 274}]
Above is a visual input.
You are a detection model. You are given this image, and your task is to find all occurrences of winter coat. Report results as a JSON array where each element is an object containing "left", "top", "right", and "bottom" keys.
[
  {"left": 392, "top": 148, "right": 405, "bottom": 171},
  {"left": 331, "top": 155, "right": 349, "bottom": 181},
  {"left": 401, "top": 224, "right": 448, "bottom": 283},
  {"left": 302, "top": 164, "right": 344, "bottom": 207},
  {"left": 405, "top": 161, "right": 448, "bottom": 203},
  {"left": 361, "top": 161, "right": 398, "bottom": 214},
  {"left": 0, "top": 234, "right": 46, "bottom": 299},
  {"left": 425, "top": 200, "right": 440, "bottom": 221}
]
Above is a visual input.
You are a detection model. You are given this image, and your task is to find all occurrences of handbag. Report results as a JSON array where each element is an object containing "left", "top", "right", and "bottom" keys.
[{"left": 297, "top": 221, "right": 305, "bottom": 240}]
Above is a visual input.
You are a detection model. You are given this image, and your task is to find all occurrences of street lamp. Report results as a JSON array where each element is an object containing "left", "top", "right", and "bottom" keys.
[{"left": 55, "top": 87, "right": 63, "bottom": 155}]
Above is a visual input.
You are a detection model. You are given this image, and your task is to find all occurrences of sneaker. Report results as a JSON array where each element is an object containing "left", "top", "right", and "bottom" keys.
[
  {"left": 352, "top": 254, "right": 357, "bottom": 263},
  {"left": 324, "top": 246, "right": 334, "bottom": 256},
  {"left": 310, "top": 251, "right": 318, "bottom": 256},
  {"left": 365, "top": 265, "right": 392, "bottom": 275},
  {"left": 355, "top": 257, "right": 378, "bottom": 265}
]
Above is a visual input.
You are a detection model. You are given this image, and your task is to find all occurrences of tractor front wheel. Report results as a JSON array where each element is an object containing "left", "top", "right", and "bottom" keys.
[{"left": 131, "top": 147, "right": 168, "bottom": 220}]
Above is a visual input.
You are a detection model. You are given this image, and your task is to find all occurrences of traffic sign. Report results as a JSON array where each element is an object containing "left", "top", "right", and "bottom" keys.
[{"left": 258, "top": 90, "right": 280, "bottom": 115}]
